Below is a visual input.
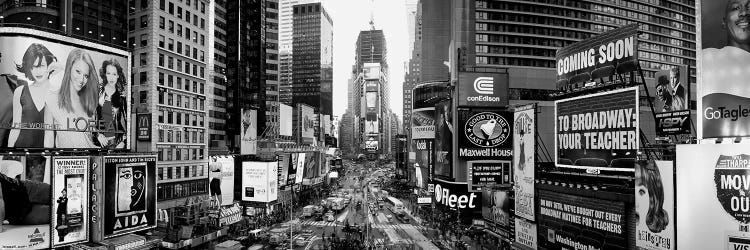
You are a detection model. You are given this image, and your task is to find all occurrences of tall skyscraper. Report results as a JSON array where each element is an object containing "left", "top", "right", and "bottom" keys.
[
  {"left": 129, "top": 0, "right": 211, "bottom": 213},
  {"left": 0, "top": 0, "right": 129, "bottom": 50},
  {"left": 264, "top": 0, "right": 280, "bottom": 138},
  {"left": 291, "top": 2, "right": 333, "bottom": 116},
  {"left": 355, "top": 29, "right": 387, "bottom": 74},
  {"left": 208, "top": 0, "right": 228, "bottom": 155},
  {"left": 226, "top": 0, "right": 267, "bottom": 152}
]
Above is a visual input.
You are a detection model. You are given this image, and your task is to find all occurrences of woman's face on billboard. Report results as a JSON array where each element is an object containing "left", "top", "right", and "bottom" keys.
[
  {"left": 635, "top": 169, "right": 649, "bottom": 220},
  {"left": 105, "top": 65, "right": 118, "bottom": 85},
  {"left": 31, "top": 58, "right": 49, "bottom": 82},
  {"left": 725, "top": 0, "right": 750, "bottom": 45},
  {"left": 71, "top": 59, "right": 90, "bottom": 92}
]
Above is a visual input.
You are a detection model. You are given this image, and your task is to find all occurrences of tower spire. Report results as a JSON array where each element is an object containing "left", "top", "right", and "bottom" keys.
[{"left": 369, "top": 0, "right": 375, "bottom": 30}]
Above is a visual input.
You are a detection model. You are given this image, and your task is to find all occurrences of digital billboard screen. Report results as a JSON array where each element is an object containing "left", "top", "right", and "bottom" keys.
[{"left": 209, "top": 156, "right": 235, "bottom": 206}]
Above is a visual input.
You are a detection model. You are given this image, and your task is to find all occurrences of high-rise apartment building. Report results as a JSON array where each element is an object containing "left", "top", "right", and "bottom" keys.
[
  {"left": 226, "top": 0, "right": 267, "bottom": 152},
  {"left": 264, "top": 0, "right": 280, "bottom": 138},
  {"left": 291, "top": 2, "right": 333, "bottom": 117},
  {"left": 130, "top": 0, "right": 211, "bottom": 210},
  {"left": 208, "top": 0, "right": 228, "bottom": 155}
]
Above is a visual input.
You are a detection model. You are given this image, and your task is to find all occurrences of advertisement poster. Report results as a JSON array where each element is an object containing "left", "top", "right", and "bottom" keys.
[
  {"left": 241, "top": 161, "right": 278, "bottom": 202},
  {"left": 279, "top": 104, "right": 293, "bottom": 136},
  {"left": 457, "top": 108, "right": 513, "bottom": 191},
  {"left": 435, "top": 100, "right": 452, "bottom": 180},
  {"left": 103, "top": 155, "right": 157, "bottom": 238},
  {"left": 0, "top": 29, "right": 130, "bottom": 150},
  {"left": 278, "top": 154, "right": 289, "bottom": 188},
  {"left": 675, "top": 144, "right": 750, "bottom": 250},
  {"left": 295, "top": 153, "right": 305, "bottom": 184},
  {"left": 481, "top": 188, "right": 511, "bottom": 228},
  {"left": 556, "top": 24, "right": 638, "bottom": 84},
  {"left": 51, "top": 157, "right": 88, "bottom": 247},
  {"left": 0, "top": 155, "right": 51, "bottom": 249},
  {"left": 538, "top": 190, "right": 625, "bottom": 250},
  {"left": 655, "top": 110, "right": 691, "bottom": 136},
  {"left": 303, "top": 152, "right": 319, "bottom": 179},
  {"left": 411, "top": 107, "right": 435, "bottom": 139},
  {"left": 433, "top": 179, "right": 481, "bottom": 213},
  {"left": 515, "top": 218, "right": 538, "bottom": 250},
  {"left": 136, "top": 114, "right": 151, "bottom": 141},
  {"left": 209, "top": 156, "right": 235, "bottom": 206},
  {"left": 286, "top": 153, "right": 300, "bottom": 186},
  {"left": 636, "top": 160, "right": 674, "bottom": 250},
  {"left": 299, "top": 104, "right": 315, "bottom": 142},
  {"left": 514, "top": 104, "right": 536, "bottom": 221},
  {"left": 700, "top": 0, "right": 750, "bottom": 139},
  {"left": 457, "top": 72, "right": 509, "bottom": 107},
  {"left": 654, "top": 66, "right": 689, "bottom": 113},
  {"left": 364, "top": 63, "right": 380, "bottom": 80},
  {"left": 555, "top": 87, "right": 638, "bottom": 171},
  {"left": 413, "top": 139, "right": 433, "bottom": 183},
  {"left": 240, "top": 109, "right": 257, "bottom": 155}
]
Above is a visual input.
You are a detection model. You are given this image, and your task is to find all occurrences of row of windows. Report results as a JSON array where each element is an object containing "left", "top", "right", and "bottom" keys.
[
  {"left": 157, "top": 179, "right": 208, "bottom": 201},
  {"left": 157, "top": 107, "right": 206, "bottom": 128},
  {"left": 158, "top": 16, "right": 206, "bottom": 46},
  {"left": 158, "top": 164, "right": 206, "bottom": 181},
  {"left": 159, "top": 36, "right": 205, "bottom": 61},
  {"left": 157, "top": 89, "right": 205, "bottom": 111},
  {"left": 158, "top": 146, "right": 205, "bottom": 162},
  {"left": 158, "top": 72, "right": 205, "bottom": 94},
  {"left": 158, "top": 53, "right": 205, "bottom": 78},
  {"left": 159, "top": 0, "right": 206, "bottom": 17},
  {"left": 158, "top": 128, "right": 206, "bottom": 144}
]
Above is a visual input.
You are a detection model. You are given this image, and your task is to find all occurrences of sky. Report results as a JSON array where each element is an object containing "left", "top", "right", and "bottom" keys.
[{"left": 324, "top": 0, "right": 409, "bottom": 119}]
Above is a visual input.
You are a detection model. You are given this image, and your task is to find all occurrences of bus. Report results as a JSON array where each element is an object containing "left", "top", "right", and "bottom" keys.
[{"left": 385, "top": 196, "right": 404, "bottom": 215}]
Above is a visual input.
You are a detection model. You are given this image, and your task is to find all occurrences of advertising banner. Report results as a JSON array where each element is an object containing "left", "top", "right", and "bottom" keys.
[
  {"left": 0, "top": 155, "right": 51, "bottom": 249},
  {"left": 700, "top": 0, "right": 750, "bottom": 139},
  {"left": 294, "top": 153, "right": 305, "bottom": 184},
  {"left": 555, "top": 87, "right": 638, "bottom": 171},
  {"left": 636, "top": 160, "right": 674, "bottom": 250},
  {"left": 279, "top": 104, "right": 293, "bottom": 136},
  {"left": 241, "top": 161, "right": 278, "bottom": 202},
  {"left": 457, "top": 108, "right": 513, "bottom": 191},
  {"left": 364, "top": 63, "right": 380, "bottom": 80},
  {"left": 457, "top": 72, "right": 509, "bottom": 107},
  {"left": 481, "top": 188, "right": 512, "bottom": 238},
  {"left": 136, "top": 114, "right": 151, "bottom": 141},
  {"left": 51, "top": 157, "right": 88, "bottom": 247},
  {"left": 675, "top": 144, "right": 750, "bottom": 250},
  {"left": 413, "top": 139, "right": 433, "bottom": 184},
  {"left": 365, "top": 135, "right": 379, "bottom": 151},
  {"left": 417, "top": 197, "right": 431, "bottom": 204},
  {"left": 102, "top": 155, "right": 157, "bottom": 238},
  {"left": 209, "top": 156, "right": 235, "bottom": 206},
  {"left": 514, "top": 104, "right": 536, "bottom": 221},
  {"left": 538, "top": 190, "right": 625, "bottom": 250},
  {"left": 278, "top": 154, "right": 289, "bottom": 188},
  {"left": 555, "top": 24, "right": 638, "bottom": 83},
  {"left": 433, "top": 179, "right": 481, "bottom": 213},
  {"left": 299, "top": 104, "right": 315, "bottom": 141},
  {"left": 411, "top": 107, "right": 435, "bottom": 139},
  {"left": 323, "top": 114, "right": 331, "bottom": 135},
  {"left": 515, "top": 218, "right": 538, "bottom": 250},
  {"left": 654, "top": 66, "right": 689, "bottom": 113},
  {"left": 0, "top": 29, "right": 131, "bottom": 150},
  {"left": 655, "top": 110, "right": 691, "bottom": 136},
  {"left": 303, "top": 152, "right": 319, "bottom": 179},
  {"left": 240, "top": 109, "right": 257, "bottom": 155},
  {"left": 435, "top": 100, "right": 452, "bottom": 180}
]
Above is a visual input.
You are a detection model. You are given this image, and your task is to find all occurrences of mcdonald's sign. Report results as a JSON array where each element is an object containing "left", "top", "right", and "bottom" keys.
[{"left": 137, "top": 114, "right": 152, "bottom": 141}]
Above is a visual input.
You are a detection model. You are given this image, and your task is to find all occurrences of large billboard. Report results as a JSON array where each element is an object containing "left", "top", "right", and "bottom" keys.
[
  {"left": 294, "top": 153, "right": 305, "bottom": 184},
  {"left": 241, "top": 161, "right": 278, "bottom": 203},
  {"left": 433, "top": 179, "right": 481, "bottom": 213},
  {"left": 434, "top": 100, "right": 452, "bottom": 180},
  {"left": 457, "top": 72, "right": 509, "bottom": 107},
  {"left": 699, "top": 0, "right": 750, "bottom": 139},
  {"left": 209, "top": 156, "right": 235, "bottom": 206},
  {"left": 278, "top": 153, "right": 289, "bottom": 188},
  {"left": 411, "top": 107, "right": 435, "bottom": 139},
  {"left": 0, "top": 155, "right": 51, "bottom": 249},
  {"left": 413, "top": 139, "right": 432, "bottom": 187},
  {"left": 240, "top": 109, "right": 257, "bottom": 155},
  {"left": 514, "top": 104, "right": 536, "bottom": 221},
  {"left": 279, "top": 104, "right": 293, "bottom": 136},
  {"left": 302, "top": 152, "right": 319, "bottom": 179},
  {"left": 555, "top": 87, "right": 638, "bottom": 171},
  {"left": 556, "top": 24, "right": 638, "bottom": 83},
  {"left": 636, "top": 160, "right": 674, "bottom": 250},
  {"left": 101, "top": 155, "right": 157, "bottom": 238},
  {"left": 654, "top": 65, "right": 690, "bottom": 136},
  {"left": 457, "top": 108, "right": 513, "bottom": 192},
  {"left": 538, "top": 190, "right": 625, "bottom": 250},
  {"left": 481, "top": 188, "right": 512, "bottom": 239},
  {"left": 51, "top": 157, "right": 88, "bottom": 247},
  {"left": 675, "top": 144, "right": 750, "bottom": 249},
  {"left": 0, "top": 28, "right": 131, "bottom": 150},
  {"left": 365, "top": 135, "right": 379, "bottom": 151},
  {"left": 299, "top": 104, "right": 315, "bottom": 141},
  {"left": 363, "top": 63, "right": 380, "bottom": 80},
  {"left": 515, "top": 218, "right": 538, "bottom": 250}
]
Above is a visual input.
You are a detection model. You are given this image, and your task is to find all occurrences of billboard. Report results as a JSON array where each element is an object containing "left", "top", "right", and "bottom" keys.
[
  {"left": 654, "top": 65, "right": 689, "bottom": 113},
  {"left": 481, "top": 188, "right": 511, "bottom": 228},
  {"left": 433, "top": 179, "right": 481, "bottom": 213},
  {"left": 411, "top": 107, "right": 435, "bottom": 139},
  {"left": 279, "top": 104, "right": 293, "bottom": 136},
  {"left": 241, "top": 161, "right": 279, "bottom": 203},
  {"left": 555, "top": 87, "right": 638, "bottom": 171},
  {"left": 240, "top": 109, "right": 257, "bottom": 155},
  {"left": 514, "top": 104, "right": 536, "bottom": 221},
  {"left": 457, "top": 108, "right": 513, "bottom": 191},
  {"left": 699, "top": 0, "right": 750, "bottom": 139},
  {"left": 675, "top": 144, "right": 750, "bottom": 249},
  {"left": 0, "top": 28, "right": 131, "bottom": 150},
  {"left": 285, "top": 153, "right": 302, "bottom": 186},
  {"left": 515, "top": 218, "right": 538, "bottom": 250},
  {"left": 101, "top": 155, "right": 157, "bottom": 238},
  {"left": 278, "top": 154, "right": 289, "bottom": 188},
  {"left": 0, "top": 155, "right": 51, "bottom": 249},
  {"left": 299, "top": 104, "right": 315, "bottom": 141},
  {"left": 636, "top": 160, "right": 674, "bottom": 250},
  {"left": 51, "top": 157, "right": 88, "bottom": 247},
  {"left": 538, "top": 190, "right": 625, "bottom": 250},
  {"left": 136, "top": 114, "right": 151, "bottom": 141},
  {"left": 295, "top": 153, "right": 305, "bottom": 184},
  {"left": 434, "top": 100, "right": 452, "bottom": 180},
  {"left": 413, "top": 139, "right": 433, "bottom": 185},
  {"left": 457, "top": 72, "right": 509, "bottom": 107},
  {"left": 555, "top": 24, "right": 638, "bottom": 83},
  {"left": 365, "top": 135, "right": 379, "bottom": 151},
  {"left": 655, "top": 110, "right": 691, "bottom": 136},
  {"left": 323, "top": 114, "right": 331, "bottom": 135},
  {"left": 302, "top": 152, "right": 319, "bottom": 179},
  {"left": 209, "top": 156, "right": 235, "bottom": 206},
  {"left": 363, "top": 63, "right": 380, "bottom": 80}
]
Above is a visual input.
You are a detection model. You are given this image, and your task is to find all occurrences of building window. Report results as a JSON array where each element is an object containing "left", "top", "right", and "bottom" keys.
[
  {"left": 168, "top": 38, "right": 174, "bottom": 50},
  {"left": 200, "top": 35, "right": 205, "bottom": 46},
  {"left": 201, "top": 19, "right": 205, "bottom": 29},
  {"left": 158, "top": 90, "right": 164, "bottom": 104},
  {"left": 140, "top": 91, "right": 147, "bottom": 103},
  {"left": 177, "top": 6, "right": 182, "bottom": 19},
  {"left": 159, "top": 72, "right": 164, "bottom": 84},
  {"left": 186, "top": 11, "right": 191, "bottom": 23},
  {"left": 176, "top": 131, "right": 182, "bottom": 143},
  {"left": 159, "top": 16, "right": 165, "bottom": 29},
  {"left": 159, "top": 35, "right": 165, "bottom": 47},
  {"left": 186, "top": 27, "right": 191, "bottom": 40},
  {"left": 158, "top": 129, "right": 164, "bottom": 142},
  {"left": 169, "top": 20, "right": 174, "bottom": 33},
  {"left": 177, "top": 41, "right": 182, "bottom": 53},
  {"left": 160, "top": 0, "right": 165, "bottom": 10},
  {"left": 201, "top": 2, "right": 205, "bottom": 13},
  {"left": 177, "top": 24, "right": 183, "bottom": 36},
  {"left": 159, "top": 54, "right": 164, "bottom": 66},
  {"left": 140, "top": 34, "right": 148, "bottom": 47},
  {"left": 169, "top": 2, "right": 174, "bottom": 14},
  {"left": 175, "top": 166, "right": 181, "bottom": 178},
  {"left": 168, "top": 74, "right": 173, "bottom": 87},
  {"left": 140, "top": 15, "right": 148, "bottom": 28},
  {"left": 159, "top": 110, "right": 164, "bottom": 123},
  {"left": 168, "top": 93, "right": 173, "bottom": 106},
  {"left": 140, "top": 71, "right": 147, "bottom": 84},
  {"left": 140, "top": 53, "right": 147, "bottom": 66},
  {"left": 167, "top": 111, "right": 173, "bottom": 123},
  {"left": 128, "top": 19, "right": 135, "bottom": 31}
]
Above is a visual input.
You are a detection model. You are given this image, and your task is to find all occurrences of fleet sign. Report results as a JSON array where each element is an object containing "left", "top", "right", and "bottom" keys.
[
  {"left": 457, "top": 72, "right": 509, "bottom": 107},
  {"left": 556, "top": 24, "right": 638, "bottom": 83},
  {"left": 433, "top": 179, "right": 481, "bottom": 212}
]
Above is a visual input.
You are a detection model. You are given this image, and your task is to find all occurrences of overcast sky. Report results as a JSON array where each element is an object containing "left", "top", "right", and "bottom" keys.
[{"left": 325, "top": 0, "right": 408, "bottom": 119}]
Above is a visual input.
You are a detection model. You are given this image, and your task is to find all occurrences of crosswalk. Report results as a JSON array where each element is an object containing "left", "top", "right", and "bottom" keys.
[
  {"left": 297, "top": 220, "right": 429, "bottom": 231},
  {"left": 372, "top": 238, "right": 417, "bottom": 245}
]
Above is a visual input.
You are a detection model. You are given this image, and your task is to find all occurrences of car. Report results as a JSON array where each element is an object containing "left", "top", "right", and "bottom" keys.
[{"left": 302, "top": 229, "right": 314, "bottom": 235}]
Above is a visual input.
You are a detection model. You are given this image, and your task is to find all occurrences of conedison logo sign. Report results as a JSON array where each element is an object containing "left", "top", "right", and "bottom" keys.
[
  {"left": 434, "top": 184, "right": 478, "bottom": 209},
  {"left": 474, "top": 77, "right": 494, "bottom": 94}
]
